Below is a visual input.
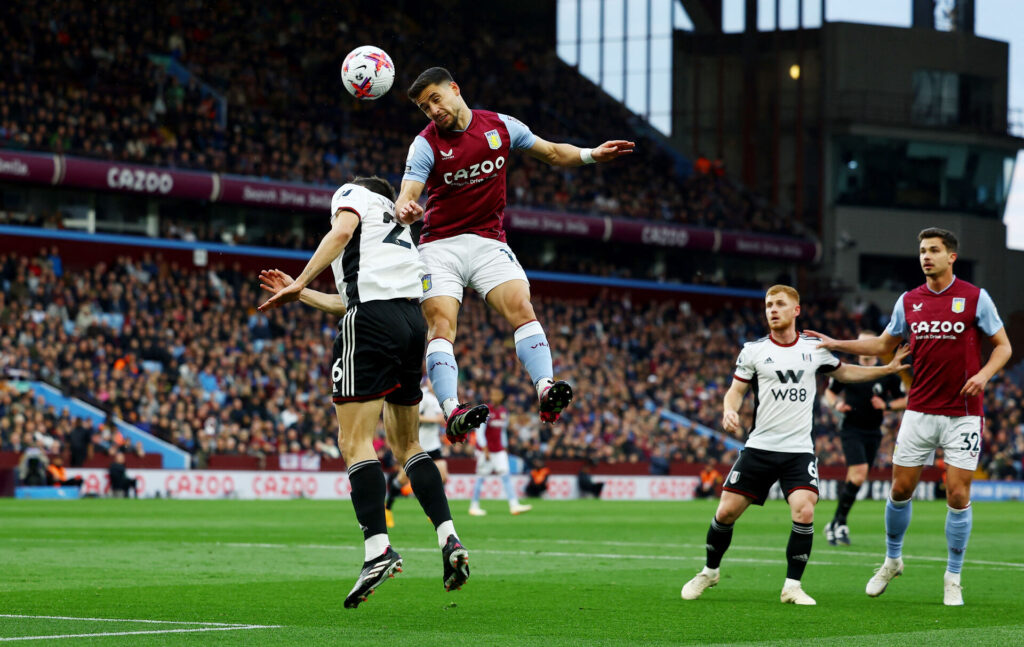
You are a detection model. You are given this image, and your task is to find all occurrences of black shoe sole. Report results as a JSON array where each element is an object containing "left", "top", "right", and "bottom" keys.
[
  {"left": 540, "top": 381, "right": 573, "bottom": 421},
  {"left": 444, "top": 547, "right": 470, "bottom": 592},
  {"left": 446, "top": 404, "right": 489, "bottom": 442}
]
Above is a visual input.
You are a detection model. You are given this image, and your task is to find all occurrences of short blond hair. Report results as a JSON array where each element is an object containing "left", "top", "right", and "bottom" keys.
[{"left": 766, "top": 284, "right": 800, "bottom": 303}]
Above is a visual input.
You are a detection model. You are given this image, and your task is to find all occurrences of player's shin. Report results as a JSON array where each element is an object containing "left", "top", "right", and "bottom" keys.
[
  {"left": 513, "top": 321, "right": 554, "bottom": 394},
  {"left": 884, "top": 496, "right": 913, "bottom": 559},
  {"left": 944, "top": 503, "right": 972, "bottom": 577},
  {"left": 404, "top": 452, "right": 458, "bottom": 548},
  {"left": 471, "top": 475, "right": 485, "bottom": 507},
  {"left": 347, "top": 459, "right": 390, "bottom": 560},
  {"left": 500, "top": 473, "right": 519, "bottom": 505},
  {"left": 426, "top": 338, "right": 460, "bottom": 419},
  {"left": 786, "top": 522, "right": 814, "bottom": 580},
  {"left": 705, "top": 517, "right": 734, "bottom": 569},
  {"left": 834, "top": 480, "right": 860, "bottom": 525}
]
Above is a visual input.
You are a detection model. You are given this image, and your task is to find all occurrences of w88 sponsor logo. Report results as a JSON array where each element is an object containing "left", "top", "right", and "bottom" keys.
[
  {"left": 910, "top": 320, "right": 966, "bottom": 335},
  {"left": 443, "top": 156, "right": 505, "bottom": 184}
]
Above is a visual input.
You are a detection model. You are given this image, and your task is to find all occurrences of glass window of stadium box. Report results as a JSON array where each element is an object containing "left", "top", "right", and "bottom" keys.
[
  {"left": 509, "top": 233, "right": 792, "bottom": 289},
  {"left": 155, "top": 199, "right": 319, "bottom": 249},
  {"left": 858, "top": 253, "right": 974, "bottom": 293},
  {"left": 834, "top": 135, "right": 1014, "bottom": 216}
]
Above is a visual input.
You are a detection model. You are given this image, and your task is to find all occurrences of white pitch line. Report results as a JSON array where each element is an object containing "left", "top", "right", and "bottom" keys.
[
  {"left": 0, "top": 614, "right": 253, "bottom": 627},
  {"left": 7, "top": 535, "right": 1023, "bottom": 570},
  {"left": 219, "top": 541, "right": 1023, "bottom": 571},
  {"left": 0, "top": 626, "right": 281, "bottom": 642},
  {"left": 492, "top": 537, "right": 1024, "bottom": 569}
]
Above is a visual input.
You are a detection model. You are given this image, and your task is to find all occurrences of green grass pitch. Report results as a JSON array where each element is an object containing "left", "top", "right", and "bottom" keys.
[{"left": 0, "top": 498, "right": 1022, "bottom": 645}]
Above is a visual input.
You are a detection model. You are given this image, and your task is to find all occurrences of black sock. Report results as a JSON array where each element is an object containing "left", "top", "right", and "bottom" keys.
[
  {"left": 347, "top": 460, "right": 388, "bottom": 540},
  {"left": 706, "top": 517, "right": 734, "bottom": 569},
  {"left": 385, "top": 473, "right": 401, "bottom": 510},
  {"left": 786, "top": 522, "right": 814, "bottom": 580},
  {"left": 404, "top": 452, "right": 452, "bottom": 528},
  {"left": 833, "top": 481, "right": 860, "bottom": 526}
]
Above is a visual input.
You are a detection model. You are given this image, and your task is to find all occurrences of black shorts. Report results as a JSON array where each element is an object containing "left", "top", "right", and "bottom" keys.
[
  {"left": 426, "top": 448, "right": 444, "bottom": 461},
  {"left": 331, "top": 299, "right": 426, "bottom": 406},
  {"left": 839, "top": 427, "right": 882, "bottom": 468},
  {"left": 722, "top": 447, "right": 818, "bottom": 506}
]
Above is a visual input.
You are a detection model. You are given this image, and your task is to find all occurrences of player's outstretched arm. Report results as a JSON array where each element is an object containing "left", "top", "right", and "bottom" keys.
[
  {"left": 525, "top": 137, "right": 635, "bottom": 167},
  {"left": 871, "top": 395, "right": 907, "bottom": 412},
  {"left": 721, "top": 379, "right": 749, "bottom": 435},
  {"left": 960, "top": 327, "right": 1012, "bottom": 397},
  {"left": 395, "top": 180, "right": 425, "bottom": 225},
  {"left": 832, "top": 345, "right": 911, "bottom": 383},
  {"left": 804, "top": 329, "right": 902, "bottom": 356},
  {"left": 259, "top": 269, "right": 346, "bottom": 317},
  {"left": 258, "top": 210, "right": 358, "bottom": 312}
]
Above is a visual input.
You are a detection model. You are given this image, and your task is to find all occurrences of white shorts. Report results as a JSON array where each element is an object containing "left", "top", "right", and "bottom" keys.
[
  {"left": 893, "top": 410, "right": 983, "bottom": 471},
  {"left": 419, "top": 234, "right": 528, "bottom": 303},
  {"left": 475, "top": 450, "right": 510, "bottom": 476}
]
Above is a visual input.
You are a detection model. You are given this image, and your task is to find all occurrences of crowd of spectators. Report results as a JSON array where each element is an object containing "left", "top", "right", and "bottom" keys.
[
  {"left": 0, "top": 0, "right": 801, "bottom": 242},
  {"left": 2, "top": 249, "right": 1021, "bottom": 479}
]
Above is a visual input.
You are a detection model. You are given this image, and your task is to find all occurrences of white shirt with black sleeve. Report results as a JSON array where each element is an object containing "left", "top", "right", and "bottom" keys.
[
  {"left": 329, "top": 183, "right": 425, "bottom": 307},
  {"left": 733, "top": 333, "right": 841, "bottom": 454}
]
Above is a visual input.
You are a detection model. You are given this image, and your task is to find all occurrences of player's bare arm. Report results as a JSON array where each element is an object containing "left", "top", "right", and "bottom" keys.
[
  {"left": 831, "top": 345, "right": 911, "bottom": 383},
  {"left": 258, "top": 209, "right": 359, "bottom": 312},
  {"left": 959, "top": 327, "right": 1012, "bottom": 397},
  {"left": 871, "top": 394, "right": 907, "bottom": 411},
  {"left": 722, "top": 379, "right": 750, "bottom": 435},
  {"left": 395, "top": 180, "right": 425, "bottom": 225},
  {"left": 259, "top": 269, "right": 346, "bottom": 317},
  {"left": 525, "top": 137, "right": 636, "bottom": 167},
  {"left": 804, "top": 329, "right": 902, "bottom": 356},
  {"left": 824, "top": 388, "right": 851, "bottom": 413}
]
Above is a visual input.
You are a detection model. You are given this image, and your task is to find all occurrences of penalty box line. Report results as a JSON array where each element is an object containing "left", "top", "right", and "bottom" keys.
[{"left": 0, "top": 615, "right": 282, "bottom": 643}]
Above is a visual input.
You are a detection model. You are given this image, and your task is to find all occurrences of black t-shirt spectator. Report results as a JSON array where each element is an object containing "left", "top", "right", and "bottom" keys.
[{"left": 827, "top": 374, "right": 903, "bottom": 431}]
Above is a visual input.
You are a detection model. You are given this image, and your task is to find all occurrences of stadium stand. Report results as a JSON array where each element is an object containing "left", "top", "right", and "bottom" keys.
[
  {"left": 0, "top": 0, "right": 799, "bottom": 244},
  {"left": 2, "top": 248, "right": 1021, "bottom": 477}
]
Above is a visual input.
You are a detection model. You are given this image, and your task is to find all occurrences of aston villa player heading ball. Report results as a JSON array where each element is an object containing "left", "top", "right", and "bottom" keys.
[{"left": 395, "top": 66, "right": 634, "bottom": 443}]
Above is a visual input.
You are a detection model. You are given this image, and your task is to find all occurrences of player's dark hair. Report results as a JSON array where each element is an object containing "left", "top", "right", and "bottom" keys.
[
  {"left": 351, "top": 176, "right": 395, "bottom": 202},
  {"left": 918, "top": 227, "right": 959, "bottom": 253},
  {"left": 408, "top": 67, "right": 454, "bottom": 101}
]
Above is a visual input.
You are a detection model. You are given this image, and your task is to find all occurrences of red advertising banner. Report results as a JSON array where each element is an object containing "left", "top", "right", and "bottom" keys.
[
  {"left": 720, "top": 231, "right": 821, "bottom": 261},
  {"left": 505, "top": 208, "right": 609, "bottom": 240},
  {"left": 218, "top": 175, "right": 334, "bottom": 212},
  {"left": 61, "top": 156, "right": 216, "bottom": 201},
  {"left": 610, "top": 219, "right": 718, "bottom": 250},
  {"left": 0, "top": 151, "right": 819, "bottom": 261},
  {"left": 0, "top": 151, "right": 58, "bottom": 185}
]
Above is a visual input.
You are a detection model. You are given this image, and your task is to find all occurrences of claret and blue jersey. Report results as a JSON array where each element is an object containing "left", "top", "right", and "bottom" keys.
[
  {"left": 403, "top": 110, "right": 536, "bottom": 244},
  {"left": 885, "top": 276, "right": 1003, "bottom": 417}
]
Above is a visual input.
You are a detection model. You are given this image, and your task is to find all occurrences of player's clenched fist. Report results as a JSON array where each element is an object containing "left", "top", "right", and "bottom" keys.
[
  {"left": 396, "top": 200, "right": 424, "bottom": 225},
  {"left": 722, "top": 409, "right": 742, "bottom": 434}
]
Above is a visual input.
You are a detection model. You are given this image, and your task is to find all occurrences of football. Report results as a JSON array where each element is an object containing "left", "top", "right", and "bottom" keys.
[{"left": 340, "top": 45, "right": 395, "bottom": 100}]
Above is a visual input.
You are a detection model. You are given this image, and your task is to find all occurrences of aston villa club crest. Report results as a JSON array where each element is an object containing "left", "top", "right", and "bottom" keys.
[
  {"left": 422, "top": 274, "right": 432, "bottom": 292},
  {"left": 484, "top": 129, "right": 501, "bottom": 149},
  {"left": 951, "top": 297, "right": 965, "bottom": 314}
]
